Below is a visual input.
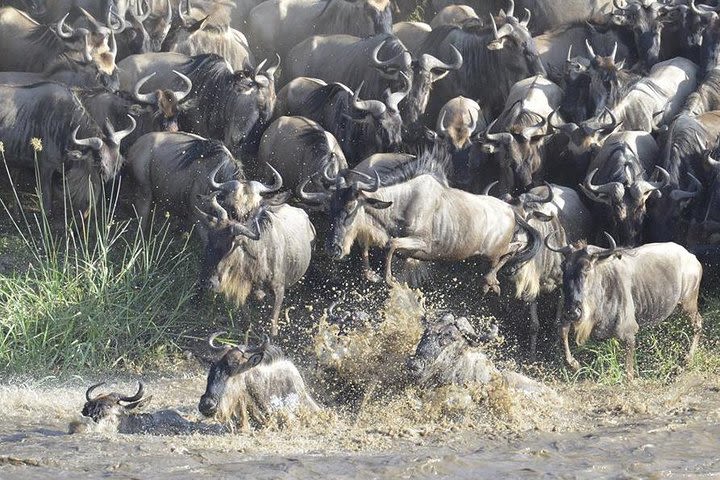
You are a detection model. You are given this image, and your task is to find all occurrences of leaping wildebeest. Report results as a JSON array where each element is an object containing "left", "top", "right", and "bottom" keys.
[{"left": 546, "top": 232, "right": 703, "bottom": 379}]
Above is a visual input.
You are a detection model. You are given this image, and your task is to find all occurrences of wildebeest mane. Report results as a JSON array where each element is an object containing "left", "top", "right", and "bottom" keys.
[
  {"left": 316, "top": 0, "right": 392, "bottom": 39},
  {"left": 175, "top": 137, "right": 236, "bottom": 171},
  {"left": 661, "top": 114, "right": 712, "bottom": 186},
  {"left": 27, "top": 23, "right": 71, "bottom": 59},
  {"left": 337, "top": 34, "right": 408, "bottom": 99},
  {"left": 684, "top": 69, "right": 720, "bottom": 116},
  {"left": 298, "top": 126, "right": 334, "bottom": 162},
  {"left": 375, "top": 147, "right": 449, "bottom": 188}
]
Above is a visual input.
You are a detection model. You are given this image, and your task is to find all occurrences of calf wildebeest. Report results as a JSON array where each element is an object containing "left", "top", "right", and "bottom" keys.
[
  {"left": 507, "top": 183, "right": 594, "bottom": 358},
  {"left": 164, "top": 6, "right": 254, "bottom": 70},
  {"left": 418, "top": 3, "right": 546, "bottom": 120},
  {"left": 257, "top": 116, "right": 348, "bottom": 193},
  {"left": 199, "top": 333, "right": 320, "bottom": 428},
  {"left": 284, "top": 32, "right": 463, "bottom": 133},
  {"left": 246, "top": 0, "right": 393, "bottom": 59},
  {"left": 546, "top": 232, "right": 703, "bottom": 379},
  {"left": 301, "top": 149, "right": 541, "bottom": 293},
  {"left": 70, "top": 381, "right": 224, "bottom": 435},
  {"left": 481, "top": 75, "right": 562, "bottom": 195},
  {"left": 126, "top": 131, "right": 250, "bottom": 238},
  {"left": 288, "top": 80, "right": 407, "bottom": 164},
  {"left": 0, "top": 82, "right": 134, "bottom": 214},
  {"left": 117, "top": 52, "right": 279, "bottom": 155},
  {"left": 196, "top": 199, "right": 315, "bottom": 336},
  {"left": 581, "top": 130, "right": 667, "bottom": 246}
]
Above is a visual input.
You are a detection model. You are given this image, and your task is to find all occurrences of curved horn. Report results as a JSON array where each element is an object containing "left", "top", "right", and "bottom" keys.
[
  {"left": 566, "top": 44, "right": 573, "bottom": 62},
  {"left": 670, "top": 173, "right": 703, "bottom": 201},
  {"left": 72, "top": 126, "right": 103, "bottom": 151},
  {"left": 467, "top": 108, "right": 478, "bottom": 134},
  {"left": 109, "top": 30, "right": 117, "bottom": 60},
  {"left": 420, "top": 45, "right": 463, "bottom": 72},
  {"left": 253, "top": 58, "right": 268, "bottom": 78},
  {"left": 690, "top": 0, "right": 720, "bottom": 15},
  {"left": 352, "top": 82, "right": 387, "bottom": 118},
  {"left": 119, "top": 382, "right": 145, "bottom": 403},
  {"left": 705, "top": 149, "right": 720, "bottom": 168},
  {"left": 78, "top": 7, "right": 103, "bottom": 30},
  {"left": 438, "top": 110, "right": 448, "bottom": 137},
  {"left": 85, "top": 381, "right": 106, "bottom": 401},
  {"left": 229, "top": 212, "right": 261, "bottom": 240},
  {"left": 371, "top": 39, "right": 411, "bottom": 70},
  {"left": 600, "top": 107, "right": 619, "bottom": 132},
  {"left": 266, "top": 53, "right": 281, "bottom": 78},
  {"left": 328, "top": 300, "right": 340, "bottom": 316},
  {"left": 111, "top": 115, "right": 136, "bottom": 145},
  {"left": 248, "top": 334, "right": 270, "bottom": 353},
  {"left": 108, "top": 4, "right": 127, "bottom": 33},
  {"left": 133, "top": 72, "right": 159, "bottom": 104},
  {"left": 482, "top": 180, "right": 499, "bottom": 196},
  {"left": 250, "top": 164, "right": 283, "bottom": 194},
  {"left": 585, "top": 39, "right": 597, "bottom": 58},
  {"left": 56, "top": 13, "right": 75, "bottom": 39},
  {"left": 524, "top": 181, "right": 554, "bottom": 206},
  {"left": 646, "top": 165, "right": 671, "bottom": 190},
  {"left": 520, "top": 7, "right": 531, "bottom": 26},
  {"left": 613, "top": 0, "right": 630, "bottom": 11},
  {"left": 297, "top": 177, "right": 330, "bottom": 203},
  {"left": 209, "top": 162, "right": 242, "bottom": 194},
  {"left": 594, "top": 231, "right": 619, "bottom": 259},
  {"left": 584, "top": 168, "right": 623, "bottom": 196},
  {"left": 483, "top": 118, "right": 514, "bottom": 144},
  {"left": 386, "top": 72, "right": 410, "bottom": 112},
  {"left": 352, "top": 169, "right": 381, "bottom": 192},
  {"left": 610, "top": 41, "right": 618, "bottom": 63},
  {"left": 544, "top": 231, "right": 573, "bottom": 255},
  {"left": 490, "top": 14, "right": 514, "bottom": 40},
  {"left": 133, "top": 0, "right": 152, "bottom": 22},
  {"left": 171, "top": 70, "right": 193, "bottom": 101},
  {"left": 208, "top": 331, "right": 228, "bottom": 351},
  {"left": 521, "top": 113, "right": 547, "bottom": 141},
  {"left": 178, "top": 0, "right": 189, "bottom": 24},
  {"left": 506, "top": 0, "right": 515, "bottom": 17}
]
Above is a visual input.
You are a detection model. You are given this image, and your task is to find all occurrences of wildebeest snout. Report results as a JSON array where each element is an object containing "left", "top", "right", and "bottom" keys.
[{"left": 198, "top": 394, "right": 218, "bottom": 417}]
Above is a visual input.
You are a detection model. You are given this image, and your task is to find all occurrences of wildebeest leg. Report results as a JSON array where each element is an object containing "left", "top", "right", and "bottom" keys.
[
  {"left": 528, "top": 301, "right": 539, "bottom": 361},
  {"left": 270, "top": 284, "right": 285, "bottom": 337},
  {"left": 133, "top": 187, "right": 152, "bottom": 234},
  {"left": 39, "top": 168, "right": 54, "bottom": 216},
  {"left": 561, "top": 323, "right": 580, "bottom": 371},
  {"left": 482, "top": 252, "right": 514, "bottom": 295},
  {"left": 682, "top": 294, "right": 703, "bottom": 363},
  {"left": 384, "top": 237, "right": 430, "bottom": 285},
  {"left": 362, "top": 245, "right": 380, "bottom": 283},
  {"left": 624, "top": 336, "right": 636, "bottom": 381}
]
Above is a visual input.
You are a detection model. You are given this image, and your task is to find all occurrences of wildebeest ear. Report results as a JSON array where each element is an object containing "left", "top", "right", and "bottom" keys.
[
  {"left": 363, "top": 197, "right": 392, "bottom": 209},
  {"left": 123, "top": 395, "right": 153, "bottom": 410},
  {"left": 263, "top": 191, "right": 292, "bottom": 206},
  {"left": 247, "top": 352, "right": 264, "bottom": 369},
  {"left": 532, "top": 211, "right": 554, "bottom": 222}
]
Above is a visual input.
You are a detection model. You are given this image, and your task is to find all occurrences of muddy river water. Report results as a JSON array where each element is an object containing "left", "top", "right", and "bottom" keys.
[{"left": 0, "top": 372, "right": 719, "bottom": 479}]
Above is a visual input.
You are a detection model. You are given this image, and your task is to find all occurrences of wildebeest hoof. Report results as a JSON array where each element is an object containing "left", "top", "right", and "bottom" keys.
[
  {"left": 482, "top": 282, "right": 501, "bottom": 295},
  {"left": 568, "top": 359, "right": 581, "bottom": 371},
  {"left": 254, "top": 289, "right": 266, "bottom": 301}
]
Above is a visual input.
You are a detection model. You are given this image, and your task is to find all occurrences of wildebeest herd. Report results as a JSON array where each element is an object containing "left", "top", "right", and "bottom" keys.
[{"left": 0, "top": 0, "right": 718, "bottom": 430}]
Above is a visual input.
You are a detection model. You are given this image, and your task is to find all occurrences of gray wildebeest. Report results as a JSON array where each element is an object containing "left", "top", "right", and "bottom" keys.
[
  {"left": 257, "top": 116, "right": 348, "bottom": 193},
  {"left": 196, "top": 198, "right": 315, "bottom": 336},
  {"left": 546, "top": 233, "right": 703, "bottom": 379},
  {"left": 300, "top": 149, "right": 541, "bottom": 293},
  {"left": 246, "top": 0, "right": 393, "bottom": 59},
  {"left": 418, "top": 2, "right": 546, "bottom": 120},
  {"left": 199, "top": 333, "right": 320, "bottom": 429},
  {"left": 117, "top": 52, "right": 279, "bottom": 155},
  {"left": 0, "top": 82, "right": 134, "bottom": 214}
]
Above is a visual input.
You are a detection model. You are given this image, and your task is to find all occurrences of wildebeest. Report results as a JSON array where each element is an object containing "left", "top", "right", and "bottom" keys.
[
  {"left": 301, "top": 149, "right": 541, "bottom": 293},
  {"left": 581, "top": 130, "right": 666, "bottom": 246},
  {"left": 0, "top": 82, "right": 134, "bottom": 214},
  {"left": 610, "top": 0, "right": 674, "bottom": 69},
  {"left": 507, "top": 183, "right": 594, "bottom": 358},
  {"left": 546, "top": 233, "right": 703, "bottom": 379},
  {"left": 125, "top": 131, "right": 248, "bottom": 238},
  {"left": 481, "top": 75, "right": 562, "bottom": 194},
  {"left": 114, "top": 0, "right": 173, "bottom": 60},
  {"left": 196, "top": 198, "right": 315, "bottom": 336},
  {"left": 164, "top": 6, "right": 254, "bottom": 70},
  {"left": 419, "top": 6, "right": 546, "bottom": 121},
  {"left": 287, "top": 80, "right": 406, "bottom": 164},
  {"left": 117, "top": 52, "right": 279, "bottom": 155},
  {"left": 199, "top": 333, "right": 320, "bottom": 428},
  {"left": 431, "top": 4, "right": 479, "bottom": 28},
  {"left": 436, "top": 96, "right": 484, "bottom": 190},
  {"left": 273, "top": 76, "right": 328, "bottom": 118},
  {"left": 70, "top": 381, "right": 223, "bottom": 435},
  {"left": 393, "top": 20, "right": 431, "bottom": 55},
  {"left": 246, "top": 0, "right": 393, "bottom": 59},
  {"left": 257, "top": 116, "right": 348, "bottom": 193},
  {"left": 284, "top": 33, "right": 463, "bottom": 133}
]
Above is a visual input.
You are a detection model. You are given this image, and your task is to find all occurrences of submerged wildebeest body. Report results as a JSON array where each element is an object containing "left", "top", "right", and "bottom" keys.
[
  {"left": 197, "top": 199, "right": 315, "bottom": 336},
  {"left": 547, "top": 235, "right": 703, "bottom": 379},
  {"left": 199, "top": 334, "right": 320, "bottom": 429},
  {"left": 418, "top": 4, "right": 546, "bottom": 121},
  {"left": 125, "top": 131, "right": 245, "bottom": 239},
  {"left": 117, "top": 52, "right": 278, "bottom": 155},
  {"left": 258, "top": 116, "right": 348, "bottom": 193},
  {"left": 246, "top": 0, "right": 393, "bottom": 59},
  {"left": 0, "top": 81, "right": 134, "bottom": 214},
  {"left": 301, "top": 149, "right": 541, "bottom": 293}
]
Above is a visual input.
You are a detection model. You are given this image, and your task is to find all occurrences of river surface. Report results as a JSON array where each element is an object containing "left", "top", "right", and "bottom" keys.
[{"left": 0, "top": 373, "right": 719, "bottom": 479}]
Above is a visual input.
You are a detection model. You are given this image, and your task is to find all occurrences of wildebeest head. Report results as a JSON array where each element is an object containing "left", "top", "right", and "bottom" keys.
[
  {"left": 317, "top": 170, "right": 392, "bottom": 260},
  {"left": 486, "top": 2, "right": 544, "bottom": 74},
  {"left": 114, "top": 0, "right": 173, "bottom": 57},
  {"left": 81, "top": 381, "right": 150, "bottom": 423},
  {"left": 347, "top": 79, "right": 407, "bottom": 154},
  {"left": 437, "top": 104, "right": 479, "bottom": 151},
  {"left": 611, "top": 0, "right": 665, "bottom": 67},
  {"left": 646, "top": 172, "right": 702, "bottom": 242},
  {"left": 401, "top": 46, "right": 463, "bottom": 129},
  {"left": 198, "top": 332, "right": 271, "bottom": 418},
  {"left": 407, "top": 312, "right": 498, "bottom": 382},
  {"left": 550, "top": 108, "right": 621, "bottom": 158},
  {"left": 132, "top": 69, "right": 193, "bottom": 132},
  {"left": 546, "top": 231, "right": 621, "bottom": 341},
  {"left": 581, "top": 163, "right": 669, "bottom": 245},
  {"left": 480, "top": 111, "right": 547, "bottom": 194},
  {"left": 678, "top": 0, "right": 720, "bottom": 49}
]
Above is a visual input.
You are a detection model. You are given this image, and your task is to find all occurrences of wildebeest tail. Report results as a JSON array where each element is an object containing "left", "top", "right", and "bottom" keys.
[{"left": 505, "top": 212, "right": 542, "bottom": 274}]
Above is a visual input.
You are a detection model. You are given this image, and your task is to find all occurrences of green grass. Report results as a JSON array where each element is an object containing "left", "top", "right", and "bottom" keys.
[{"left": 0, "top": 149, "right": 200, "bottom": 372}]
